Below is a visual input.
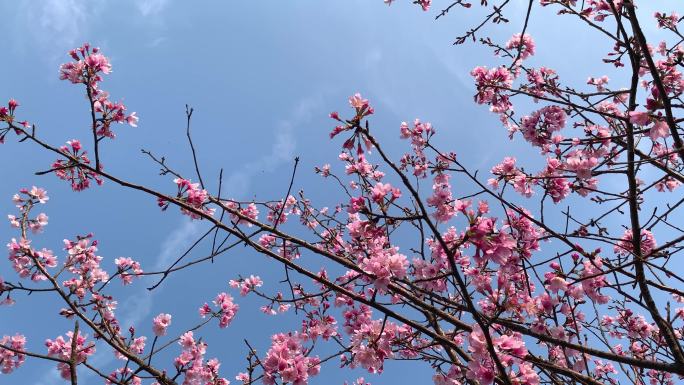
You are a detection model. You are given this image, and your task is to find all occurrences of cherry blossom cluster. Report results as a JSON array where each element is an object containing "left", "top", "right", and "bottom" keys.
[
  {"left": 61, "top": 234, "right": 109, "bottom": 299},
  {"left": 260, "top": 295, "right": 292, "bottom": 315},
  {"left": 300, "top": 306, "right": 337, "bottom": 340},
  {"left": 114, "top": 256, "right": 144, "bottom": 285},
  {"left": 347, "top": 319, "right": 417, "bottom": 373},
  {"left": 487, "top": 124, "right": 612, "bottom": 201},
  {"left": 6, "top": 188, "right": 56, "bottom": 282},
  {"left": 471, "top": 66, "right": 514, "bottom": 112},
  {"left": 117, "top": 331, "right": 147, "bottom": 358},
  {"left": 59, "top": 43, "right": 137, "bottom": 139},
  {"left": 345, "top": 215, "right": 409, "bottom": 292},
  {"left": 602, "top": 309, "right": 655, "bottom": 340},
  {"left": 223, "top": 200, "right": 259, "bottom": 226},
  {"left": 258, "top": 233, "right": 301, "bottom": 261},
  {"left": 466, "top": 326, "right": 536, "bottom": 385},
  {"left": 159, "top": 178, "right": 215, "bottom": 219},
  {"left": 398, "top": 119, "right": 434, "bottom": 177},
  {"left": 505, "top": 33, "right": 536, "bottom": 61},
  {"left": 426, "top": 172, "right": 465, "bottom": 222},
  {"left": 153, "top": 313, "right": 173, "bottom": 337},
  {"left": 471, "top": 19, "right": 684, "bottom": 207},
  {"left": 172, "top": 331, "right": 230, "bottom": 385},
  {"left": 0, "top": 99, "right": 19, "bottom": 126},
  {"left": 92, "top": 93, "right": 139, "bottom": 138},
  {"left": 266, "top": 195, "right": 300, "bottom": 225},
  {"left": 519, "top": 105, "right": 566, "bottom": 148},
  {"left": 59, "top": 43, "right": 111, "bottom": 84},
  {"left": 199, "top": 292, "right": 239, "bottom": 328},
  {"left": 0, "top": 334, "right": 26, "bottom": 374},
  {"left": 370, "top": 182, "right": 401, "bottom": 206},
  {"left": 0, "top": 99, "right": 29, "bottom": 143},
  {"left": 329, "top": 93, "right": 375, "bottom": 152},
  {"left": 654, "top": 11, "right": 680, "bottom": 30},
  {"left": 7, "top": 238, "right": 56, "bottom": 282},
  {"left": 615, "top": 229, "right": 658, "bottom": 257},
  {"left": 8, "top": 186, "right": 49, "bottom": 233},
  {"left": 45, "top": 331, "right": 96, "bottom": 380},
  {"left": 262, "top": 332, "right": 321, "bottom": 385},
  {"left": 570, "top": 0, "right": 625, "bottom": 22},
  {"left": 51, "top": 139, "right": 103, "bottom": 191},
  {"left": 577, "top": 255, "right": 610, "bottom": 304},
  {"left": 229, "top": 275, "right": 263, "bottom": 296},
  {"left": 324, "top": 89, "right": 637, "bottom": 384}
]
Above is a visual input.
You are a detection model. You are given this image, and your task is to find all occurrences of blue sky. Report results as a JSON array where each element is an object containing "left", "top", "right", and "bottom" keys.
[{"left": 0, "top": 1, "right": 679, "bottom": 384}]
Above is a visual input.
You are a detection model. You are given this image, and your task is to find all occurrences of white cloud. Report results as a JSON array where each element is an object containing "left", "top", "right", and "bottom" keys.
[
  {"left": 224, "top": 96, "right": 323, "bottom": 198},
  {"left": 151, "top": 219, "right": 203, "bottom": 271},
  {"left": 18, "top": 0, "right": 104, "bottom": 53},
  {"left": 118, "top": 219, "right": 202, "bottom": 326},
  {"left": 11, "top": 0, "right": 169, "bottom": 63},
  {"left": 37, "top": 0, "right": 88, "bottom": 44},
  {"left": 137, "top": 0, "right": 168, "bottom": 17}
]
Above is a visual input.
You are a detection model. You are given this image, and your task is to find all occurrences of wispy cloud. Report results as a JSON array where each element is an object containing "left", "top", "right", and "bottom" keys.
[
  {"left": 118, "top": 219, "right": 202, "bottom": 326},
  {"left": 223, "top": 96, "right": 323, "bottom": 198},
  {"left": 16, "top": 0, "right": 104, "bottom": 56},
  {"left": 137, "top": 0, "right": 169, "bottom": 17},
  {"left": 11, "top": 0, "right": 169, "bottom": 62}
]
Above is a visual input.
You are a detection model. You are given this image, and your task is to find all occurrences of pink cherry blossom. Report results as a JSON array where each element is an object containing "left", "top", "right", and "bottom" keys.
[
  {"left": 229, "top": 275, "right": 263, "bottom": 296},
  {"left": 45, "top": 331, "right": 95, "bottom": 380},
  {"left": 2, "top": 7, "right": 684, "bottom": 385},
  {"left": 615, "top": 229, "right": 657, "bottom": 257},
  {"left": 0, "top": 334, "right": 26, "bottom": 374},
  {"left": 114, "top": 257, "right": 143, "bottom": 285},
  {"left": 152, "top": 313, "right": 172, "bottom": 336},
  {"left": 58, "top": 44, "right": 137, "bottom": 139},
  {"left": 201, "top": 292, "right": 239, "bottom": 328},
  {"left": 649, "top": 120, "right": 670, "bottom": 140},
  {"left": 262, "top": 332, "right": 320, "bottom": 385},
  {"left": 506, "top": 33, "right": 536, "bottom": 60},
  {"left": 52, "top": 140, "right": 103, "bottom": 191},
  {"left": 471, "top": 66, "right": 513, "bottom": 112},
  {"left": 174, "top": 331, "right": 230, "bottom": 385},
  {"left": 349, "top": 93, "right": 369, "bottom": 110},
  {"left": 628, "top": 110, "right": 650, "bottom": 126},
  {"left": 370, "top": 182, "right": 401, "bottom": 204},
  {"left": 159, "top": 178, "right": 215, "bottom": 219},
  {"left": 426, "top": 173, "right": 458, "bottom": 222},
  {"left": 61, "top": 235, "right": 109, "bottom": 298}
]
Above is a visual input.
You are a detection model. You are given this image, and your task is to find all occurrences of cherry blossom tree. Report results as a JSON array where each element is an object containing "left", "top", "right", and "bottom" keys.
[{"left": 2, "top": 1, "right": 684, "bottom": 385}]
